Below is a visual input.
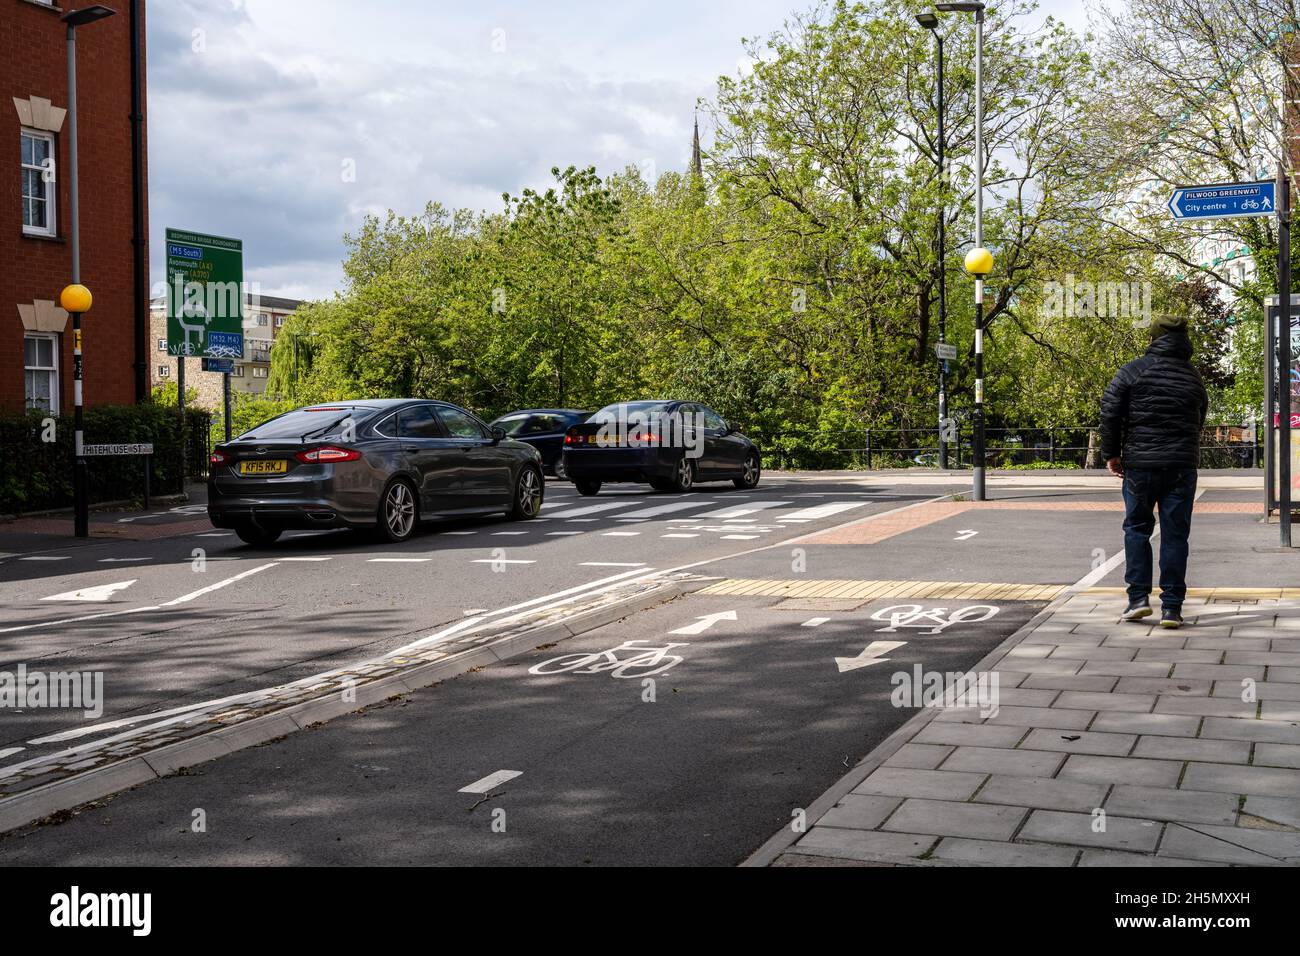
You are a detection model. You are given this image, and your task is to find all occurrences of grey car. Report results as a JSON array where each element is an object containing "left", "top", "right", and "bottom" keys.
[{"left": 207, "top": 399, "right": 545, "bottom": 546}]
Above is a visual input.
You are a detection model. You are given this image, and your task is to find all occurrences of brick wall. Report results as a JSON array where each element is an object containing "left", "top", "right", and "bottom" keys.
[{"left": 2, "top": 0, "right": 147, "bottom": 413}]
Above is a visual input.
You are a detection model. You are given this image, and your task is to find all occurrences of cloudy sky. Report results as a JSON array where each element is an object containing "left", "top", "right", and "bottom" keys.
[{"left": 147, "top": 0, "right": 1104, "bottom": 301}]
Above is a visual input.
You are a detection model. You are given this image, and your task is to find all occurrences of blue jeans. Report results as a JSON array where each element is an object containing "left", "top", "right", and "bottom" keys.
[{"left": 1122, "top": 467, "right": 1197, "bottom": 609}]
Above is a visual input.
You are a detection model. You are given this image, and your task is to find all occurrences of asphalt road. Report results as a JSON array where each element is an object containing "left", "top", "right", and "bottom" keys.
[
  {"left": 0, "top": 593, "right": 1041, "bottom": 866},
  {"left": 0, "top": 475, "right": 953, "bottom": 767},
  {"left": 6, "top": 473, "right": 1262, "bottom": 864}
]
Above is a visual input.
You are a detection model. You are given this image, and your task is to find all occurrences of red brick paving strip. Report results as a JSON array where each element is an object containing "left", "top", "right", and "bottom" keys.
[{"left": 804, "top": 499, "right": 1260, "bottom": 545}]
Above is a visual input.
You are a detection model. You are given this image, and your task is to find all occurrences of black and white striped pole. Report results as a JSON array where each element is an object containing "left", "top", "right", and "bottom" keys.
[
  {"left": 61, "top": 283, "right": 93, "bottom": 538},
  {"left": 966, "top": 247, "right": 992, "bottom": 500}
]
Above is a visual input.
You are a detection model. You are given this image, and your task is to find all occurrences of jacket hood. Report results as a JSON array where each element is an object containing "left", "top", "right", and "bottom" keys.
[{"left": 1145, "top": 329, "right": 1193, "bottom": 361}]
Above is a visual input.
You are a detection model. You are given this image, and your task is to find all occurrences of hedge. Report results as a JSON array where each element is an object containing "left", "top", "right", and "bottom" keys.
[{"left": 0, "top": 403, "right": 211, "bottom": 515}]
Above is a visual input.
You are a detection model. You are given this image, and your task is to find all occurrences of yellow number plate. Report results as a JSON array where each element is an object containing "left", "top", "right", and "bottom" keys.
[{"left": 239, "top": 459, "right": 288, "bottom": 475}]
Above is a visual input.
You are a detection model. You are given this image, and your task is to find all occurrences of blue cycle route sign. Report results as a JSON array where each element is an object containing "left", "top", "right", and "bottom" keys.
[{"left": 1168, "top": 181, "right": 1276, "bottom": 221}]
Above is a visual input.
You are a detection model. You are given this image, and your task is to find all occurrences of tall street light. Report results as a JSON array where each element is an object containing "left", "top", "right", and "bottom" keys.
[
  {"left": 936, "top": 0, "right": 990, "bottom": 500},
  {"left": 916, "top": 11, "right": 950, "bottom": 469},
  {"left": 61, "top": 5, "right": 117, "bottom": 538}
]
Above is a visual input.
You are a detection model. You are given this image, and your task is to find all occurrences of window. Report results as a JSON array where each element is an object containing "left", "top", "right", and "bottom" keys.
[
  {"left": 436, "top": 407, "right": 489, "bottom": 439},
  {"left": 252, "top": 366, "right": 267, "bottom": 378},
  {"left": 24, "top": 332, "right": 59, "bottom": 413},
  {"left": 398, "top": 405, "right": 442, "bottom": 439},
  {"left": 256, "top": 314, "right": 268, "bottom": 326},
  {"left": 700, "top": 406, "right": 727, "bottom": 431},
  {"left": 274, "top": 315, "right": 285, "bottom": 327},
  {"left": 157, "top": 338, "right": 167, "bottom": 352},
  {"left": 158, "top": 365, "right": 170, "bottom": 378},
  {"left": 21, "top": 130, "right": 56, "bottom": 237}
]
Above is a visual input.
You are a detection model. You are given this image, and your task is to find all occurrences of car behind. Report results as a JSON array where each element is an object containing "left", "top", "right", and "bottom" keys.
[
  {"left": 489, "top": 408, "right": 593, "bottom": 479},
  {"left": 561, "top": 400, "right": 761, "bottom": 495}
]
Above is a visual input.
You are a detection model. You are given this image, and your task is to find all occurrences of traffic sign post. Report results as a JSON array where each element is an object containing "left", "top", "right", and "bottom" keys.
[
  {"left": 1169, "top": 180, "right": 1287, "bottom": 543},
  {"left": 166, "top": 227, "right": 244, "bottom": 485},
  {"left": 1167, "top": 180, "right": 1276, "bottom": 221}
]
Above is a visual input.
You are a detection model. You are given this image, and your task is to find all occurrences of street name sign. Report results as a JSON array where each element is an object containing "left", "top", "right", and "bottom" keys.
[
  {"left": 81, "top": 443, "right": 154, "bottom": 456},
  {"left": 165, "top": 227, "right": 245, "bottom": 359},
  {"left": 935, "top": 342, "right": 958, "bottom": 360},
  {"left": 1168, "top": 181, "right": 1276, "bottom": 221},
  {"left": 202, "top": 357, "right": 235, "bottom": 374}
]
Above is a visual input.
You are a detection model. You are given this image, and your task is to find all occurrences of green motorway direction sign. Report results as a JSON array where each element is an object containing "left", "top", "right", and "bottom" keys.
[{"left": 165, "top": 227, "right": 245, "bottom": 358}]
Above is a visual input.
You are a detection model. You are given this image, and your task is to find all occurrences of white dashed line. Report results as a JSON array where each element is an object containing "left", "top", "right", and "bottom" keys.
[
  {"left": 801, "top": 617, "right": 830, "bottom": 627},
  {"left": 546, "top": 531, "right": 584, "bottom": 536},
  {"left": 161, "top": 563, "right": 277, "bottom": 606},
  {"left": 279, "top": 556, "right": 334, "bottom": 562},
  {"left": 19, "top": 556, "right": 70, "bottom": 562},
  {"left": 580, "top": 562, "right": 647, "bottom": 567},
  {"left": 368, "top": 558, "right": 431, "bottom": 563},
  {"left": 721, "top": 534, "right": 759, "bottom": 540},
  {"left": 601, "top": 531, "right": 641, "bottom": 537},
  {"left": 470, "top": 559, "right": 536, "bottom": 565},
  {"left": 662, "top": 533, "right": 699, "bottom": 539},
  {"left": 458, "top": 769, "right": 522, "bottom": 794}
]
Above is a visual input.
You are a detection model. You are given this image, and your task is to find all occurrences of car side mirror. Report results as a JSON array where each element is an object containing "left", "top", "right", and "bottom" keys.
[
  {"left": 490, "top": 426, "right": 506, "bottom": 444},
  {"left": 725, "top": 421, "right": 738, "bottom": 434}
]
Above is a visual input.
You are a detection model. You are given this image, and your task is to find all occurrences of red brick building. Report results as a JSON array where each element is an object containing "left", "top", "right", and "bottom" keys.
[{"left": 2, "top": 0, "right": 148, "bottom": 415}]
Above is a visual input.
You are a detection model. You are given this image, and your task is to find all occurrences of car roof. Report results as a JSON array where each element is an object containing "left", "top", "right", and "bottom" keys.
[
  {"left": 303, "top": 398, "right": 464, "bottom": 412},
  {"left": 497, "top": 408, "right": 592, "bottom": 416}
]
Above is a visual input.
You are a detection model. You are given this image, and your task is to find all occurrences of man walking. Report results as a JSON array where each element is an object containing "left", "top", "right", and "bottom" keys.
[{"left": 1100, "top": 314, "right": 1209, "bottom": 628}]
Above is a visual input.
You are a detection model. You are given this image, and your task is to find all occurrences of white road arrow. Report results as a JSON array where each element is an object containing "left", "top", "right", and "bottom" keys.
[
  {"left": 835, "top": 640, "right": 907, "bottom": 673},
  {"left": 669, "top": 610, "right": 738, "bottom": 635},
  {"left": 41, "top": 579, "right": 137, "bottom": 602},
  {"left": 955, "top": 529, "right": 978, "bottom": 540}
]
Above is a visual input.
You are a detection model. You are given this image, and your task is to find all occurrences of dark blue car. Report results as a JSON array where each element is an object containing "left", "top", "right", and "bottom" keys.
[{"left": 490, "top": 408, "right": 593, "bottom": 479}]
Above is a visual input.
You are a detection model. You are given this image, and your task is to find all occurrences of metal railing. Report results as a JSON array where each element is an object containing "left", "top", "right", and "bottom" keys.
[{"left": 752, "top": 424, "right": 1261, "bottom": 471}]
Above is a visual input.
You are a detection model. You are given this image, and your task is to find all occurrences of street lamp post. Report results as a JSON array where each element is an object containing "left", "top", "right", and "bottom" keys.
[
  {"left": 61, "top": 5, "right": 117, "bottom": 538},
  {"left": 916, "top": 12, "right": 950, "bottom": 470},
  {"left": 936, "top": 0, "right": 987, "bottom": 499}
]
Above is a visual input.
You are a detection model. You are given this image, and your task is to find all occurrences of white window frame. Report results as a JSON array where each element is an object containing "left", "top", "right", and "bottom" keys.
[
  {"left": 24, "top": 331, "right": 60, "bottom": 413},
  {"left": 158, "top": 364, "right": 170, "bottom": 378},
  {"left": 21, "top": 128, "right": 56, "bottom": 238},
  {"left": 252, "top": 366, "right": 268, "bottom": 378}
]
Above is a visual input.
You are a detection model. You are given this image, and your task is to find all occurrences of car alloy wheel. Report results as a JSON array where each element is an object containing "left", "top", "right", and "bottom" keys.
[
  {"left": 672, "top": 455, "right": 694, "bottom": 492},
  {"left": 512, "top": 467, "right": 543, "bottom": 519},
  {"left": 734, "top": 452, "right": 761, "bottom": 489},
  {"left": 384, "top": 481, "right": 416, "bottom": 540}
]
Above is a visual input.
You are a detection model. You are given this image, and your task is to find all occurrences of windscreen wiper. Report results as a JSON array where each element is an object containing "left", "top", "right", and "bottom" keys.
[{"left": 300, "top": 411, "right": 356, "bottom": 444}]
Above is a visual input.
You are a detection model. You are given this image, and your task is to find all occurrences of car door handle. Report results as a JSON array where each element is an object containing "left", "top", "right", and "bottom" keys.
[{"left": 403, "top": 445, "right": 420, "bottom": 452}]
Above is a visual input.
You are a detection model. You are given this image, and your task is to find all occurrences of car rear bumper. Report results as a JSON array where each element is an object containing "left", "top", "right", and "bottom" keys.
[
  {"left": 207, "top": 482, "right": 376, "bottom": 530},
  {"left": 562, "top": 447, "right": 678, "bottom": 482}
]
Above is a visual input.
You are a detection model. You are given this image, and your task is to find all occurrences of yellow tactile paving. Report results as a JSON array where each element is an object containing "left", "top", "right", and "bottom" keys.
[{"left": 696, "top": 579, "right": 1071, "bottom": 601}]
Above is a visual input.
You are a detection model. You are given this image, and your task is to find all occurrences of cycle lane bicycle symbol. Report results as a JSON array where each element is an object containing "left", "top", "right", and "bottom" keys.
[{"left": 528, "top": 639, "right": 690, "bottom": 679}]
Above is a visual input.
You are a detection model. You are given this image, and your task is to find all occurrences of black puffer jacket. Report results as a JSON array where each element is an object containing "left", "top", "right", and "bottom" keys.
[{"left": 1099, "top": 331, "right": 1208, "bottom": 468}]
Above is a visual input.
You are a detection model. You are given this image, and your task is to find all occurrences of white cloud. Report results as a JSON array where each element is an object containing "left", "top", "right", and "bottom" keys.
[{"left": 148, "top": 0, "right": 1096, "bottom": 299}]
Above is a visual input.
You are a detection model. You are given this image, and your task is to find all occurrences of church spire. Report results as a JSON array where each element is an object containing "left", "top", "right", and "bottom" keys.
[{"left": 691, "top": 112, "right": 703, "bottom": 179}]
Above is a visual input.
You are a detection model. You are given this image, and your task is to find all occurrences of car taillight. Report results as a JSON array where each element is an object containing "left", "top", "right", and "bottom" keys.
[
  {"left": 632, "top": 432, "right": 660, "bottom": 444},
  {"left": 295, "top": 445, "right": 361, "bottom": 463},
  {"left": 564, "top": 434, "right": 577, "bottom": 445},
  {"left": 210, "top": 451, "right": 229, "bottom": 465}
]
